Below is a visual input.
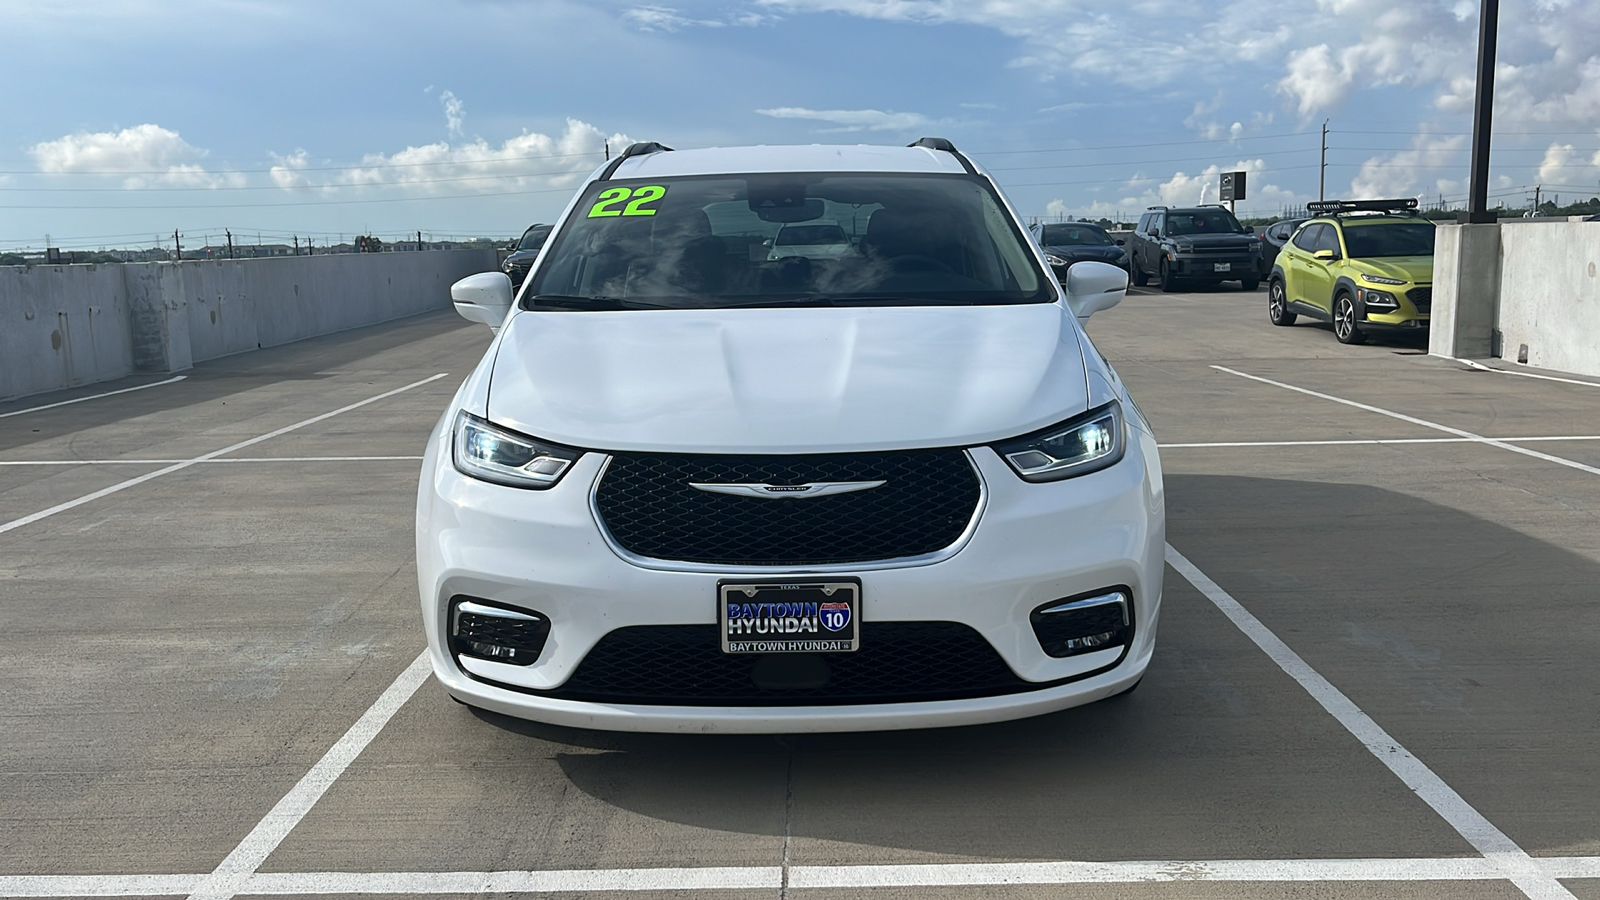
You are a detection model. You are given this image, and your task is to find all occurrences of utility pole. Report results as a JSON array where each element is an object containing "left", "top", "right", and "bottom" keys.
[
  {"left": 226, "top": 229, "right": 234, "bottom": 259},
  {"left": 173, "top": 229, "right": 182, "bottom": 261},
  {"left": 1462, "top": 0, "right": 1500, "bottom": 223},
  {"left": 604, "top": 140, "right": 610, "bottom": 161},
  {"left": 1533, "top": 184, "right": 1541, "bottom": 214},
  {"left": 1319, "top": 120, "right": 1329, "bottom": 201},
  {"left": 294, "top": 235, "right": 300, "bottom": 256},
  {"left": 417, "top": 229, "right": 423, "bottom": 250}
]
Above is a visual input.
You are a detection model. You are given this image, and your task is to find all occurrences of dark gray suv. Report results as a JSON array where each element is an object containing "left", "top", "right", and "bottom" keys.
[{"left": 1127, "top": 206, "right": 1263, "bottom": 292}]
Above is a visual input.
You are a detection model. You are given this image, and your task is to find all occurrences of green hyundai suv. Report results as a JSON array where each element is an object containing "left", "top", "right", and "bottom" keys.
[{"left": 1266, "top": 199, "right": 1435, "bottom": 344}]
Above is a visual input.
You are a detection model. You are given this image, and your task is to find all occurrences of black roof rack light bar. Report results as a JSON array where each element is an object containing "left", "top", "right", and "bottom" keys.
[
  {"left": 598, "top": 142, "right": 674, "bottom": 181},
  {"left": 1306, "top": 198, "right": 1420, "bottom": 215},
  {"left": 908, "top": 137, "right": 977, "bottom": 175}
]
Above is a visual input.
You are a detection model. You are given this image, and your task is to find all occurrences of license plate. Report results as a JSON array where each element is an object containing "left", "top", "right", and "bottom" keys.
[
  {"left": 719, "top": 580, "right": 859, "bottom": 653},
  {"left": 1213, "top": 262, "right": 1231, "bottom": 272}
]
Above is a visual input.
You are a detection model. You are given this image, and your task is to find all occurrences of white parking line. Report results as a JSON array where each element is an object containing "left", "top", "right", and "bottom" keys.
[
  {"left": 1165, "top": 544, "right": 1576, "bottom": 900},
  {"left": 0, "top": 375, "right": 186, "bottom": 419},
  {"left": 183, "top": 651, "right": 434, "bottom": 900},
  {"left": 1454, "top": 357, "right": 1600, "bottom": 388},
  {"left": 1212, "top": 365, "right": 1600, "bottom": 477},
  {"left": 1160, "top": 435, "right": 1600, "bottom": 449},
  {"left": 6, "top": 857, "right": 1600, "bottom": 896},
  {"left": 0, "top": 375, "right": 446, "bottom": 537},
  {"left": 0, "top": 457, "right": 426, "bottom": 466}
]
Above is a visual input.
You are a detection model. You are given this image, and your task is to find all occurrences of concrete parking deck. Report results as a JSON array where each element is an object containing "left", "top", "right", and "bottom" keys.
[{"left": 1, "top": 288, "right": 1597, "bottom": 899}]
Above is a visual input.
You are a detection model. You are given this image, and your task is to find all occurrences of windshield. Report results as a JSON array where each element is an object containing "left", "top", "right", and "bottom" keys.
[
  {"left": 517, "top": 226, "right": 550, "bottom": 251},
  {"left": 1165, "top": 212, "right": 1247, "bottom": 235},
  {"left": 1039, "top": 224, "right": 1112, "bottom": 246},
  {"left": 1342, "top": 222, "right": 1436, "bottom": 258},
  {"left": 525, "top": 173, "right": 1051, "bottom": 310}
]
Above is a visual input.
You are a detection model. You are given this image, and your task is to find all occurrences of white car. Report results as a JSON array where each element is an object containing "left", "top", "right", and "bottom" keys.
[
  {"left": 422, "top": 138, "right": 1164, "bottom": 733},
  {"left": 767, "top": 220, "right": 853, "bottom": 260}
]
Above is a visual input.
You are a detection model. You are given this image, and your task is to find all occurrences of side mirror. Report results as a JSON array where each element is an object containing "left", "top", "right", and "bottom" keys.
[
  {"left": 1114, "top": 238, "right": 1126, "bottom": 246},
  {"left": 1313, "top": 249, "right": 1338, "bottom": 261},
  {"left": 451, "top": 271, "right": 514, "bottom": 332},
  {"left": 1062, "top": 260, "right": 1126, "bottom": 322}
]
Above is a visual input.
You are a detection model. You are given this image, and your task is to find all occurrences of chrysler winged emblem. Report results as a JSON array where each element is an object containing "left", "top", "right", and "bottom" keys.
[{"left": 688, "top": 480, "right": 886, "bottom": 499}]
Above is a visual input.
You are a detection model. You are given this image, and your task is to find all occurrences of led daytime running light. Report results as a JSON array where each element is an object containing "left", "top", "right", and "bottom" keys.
[{"left": 452, "top": 411, "right": 579, "bottom": 490}]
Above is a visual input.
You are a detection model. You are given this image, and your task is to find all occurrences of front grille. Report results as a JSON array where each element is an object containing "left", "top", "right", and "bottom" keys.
[
  {"left": 1184, "top": 246, "right": 1255, "bottom": 255},
  {"left": 595, "top": 450, "right": 981, "bottom": 566},
  {"left": 532, "top": 623, "right": 1031, "bottom": 706},
  {"left": 1408, "top": 286, "right": 1432, "bottom": 313}
]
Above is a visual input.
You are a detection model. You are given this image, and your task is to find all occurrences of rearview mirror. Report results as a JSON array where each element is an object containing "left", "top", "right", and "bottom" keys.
[
  {"left": 451, "top": 271, "right": 514, "bottom": 332},
  {"left": 1062, "top": 260, "right": 1127, "bottom": 322}
]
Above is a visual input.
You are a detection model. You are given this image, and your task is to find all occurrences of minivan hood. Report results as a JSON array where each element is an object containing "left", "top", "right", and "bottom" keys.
[{"left": 486, "top": 304, "right": 1090, "bottom": 453}]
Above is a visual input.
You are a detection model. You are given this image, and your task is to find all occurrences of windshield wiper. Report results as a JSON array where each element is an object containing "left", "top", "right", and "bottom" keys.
[
  {"left": 526, "top": 294, "right": 678, "bottom": 310},
  {"left": 718, "top": 296, "right": 983, "bottom": 309}
]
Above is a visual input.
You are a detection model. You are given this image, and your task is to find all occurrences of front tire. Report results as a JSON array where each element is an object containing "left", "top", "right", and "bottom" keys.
[
  {"left": 1268, "top": 279, "right": 1297, "bottom": 326},
  {"left": 1333, "top": 292, "right": 1366, "bottom": 344},
  {"left": 1130, "top": 260, "right": 1149, "bottom": 287},
  {"left": 1159, "top": 258, "right": 1179, "bottom": 293}
]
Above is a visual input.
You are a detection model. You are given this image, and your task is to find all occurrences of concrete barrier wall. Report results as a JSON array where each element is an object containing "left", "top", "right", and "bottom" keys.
[
  {"left": 1, "top": 249, "right": 497, "bottom": 400},
  {"left": 0, "top": 264, "right": 137, "bottom": 400},
  {"left": 1496, "top": 222, "right": 1600, "bottom": 377}
]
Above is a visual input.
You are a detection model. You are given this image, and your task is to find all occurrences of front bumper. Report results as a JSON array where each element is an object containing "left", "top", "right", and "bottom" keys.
[
  {"left": 1171, "top": 253, "right": 1261, "bottom": 279},
  {"left": 416, "top": 419, "right": 1165, "bottom": 733}
]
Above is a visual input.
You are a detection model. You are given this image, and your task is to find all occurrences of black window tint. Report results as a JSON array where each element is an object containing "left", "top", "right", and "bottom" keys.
[
  {"left": 526, "top": 173, "right": 1051, "bottom": 310},
  {"left": 1342, "top": 222, "right": 1437, "bottom": 258},
  {"left": 1315, "top": 226, "right": 1343, "bottom": 254},
  {"left": 1291, "top": 223, "right": 1324, "bottom": 251}
]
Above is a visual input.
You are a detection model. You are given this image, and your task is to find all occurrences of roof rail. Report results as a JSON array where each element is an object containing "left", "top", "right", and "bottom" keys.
[
  {"left": 908, "top": 137, "right": 977, "bottom": 175},
  {"left": 1306, "top": 198, "right": 1420, "bottom": 215},
  {"left": 598, "top": 141, "right": 674, "bottom": 181},
  {"left": 1145, "top": 205, "right": 1169, "bottom": 211}
]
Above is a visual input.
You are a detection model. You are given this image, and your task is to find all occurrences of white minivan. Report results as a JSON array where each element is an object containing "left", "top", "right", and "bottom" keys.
[{"left": 420, "top": 138, "right": 1164, "bottom": 733}]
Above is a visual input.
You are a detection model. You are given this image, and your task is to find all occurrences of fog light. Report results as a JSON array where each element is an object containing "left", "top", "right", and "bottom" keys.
[
  {"left": 1030, "top": 589, "right": 1132, "bottom": 658},
  {"left": 450, "top": 598, "right": 550, "bottom": 666}
]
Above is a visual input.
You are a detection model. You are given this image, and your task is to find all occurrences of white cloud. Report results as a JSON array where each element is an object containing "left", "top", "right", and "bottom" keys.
[
  {"left": 756, "top": 106, "right": 930, "bottom": 132},
  {"left": 28, "top": 123, "right": 240, "bottom": 188},
  {"left": 439, "top": 90, "right": 465, "bottom": 138},
  {"left": 1349, "top": 134, "right": 1467, "bottom": 199},
  {"left": 623, "top": 5, "right": 774, "bottom": 30},
  {"left": 269, "top": 150, "right": 314, "bottom": 190},
  {"left": 1045, "top": 158, "right": 1308, "bottom": 220},
  {"left": 285, "top": 118, "right": 631, "bottom": 195}
]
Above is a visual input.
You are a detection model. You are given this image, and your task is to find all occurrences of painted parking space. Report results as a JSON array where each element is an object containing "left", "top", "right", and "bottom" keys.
[{"left": 1, "top": 290, "right": 1596, "bottom": 899}]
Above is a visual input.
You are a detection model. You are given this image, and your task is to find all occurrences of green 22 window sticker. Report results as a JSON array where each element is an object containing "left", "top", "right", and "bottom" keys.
[{"left": 587, "top": 185, "right": 668, "bottom": 218}]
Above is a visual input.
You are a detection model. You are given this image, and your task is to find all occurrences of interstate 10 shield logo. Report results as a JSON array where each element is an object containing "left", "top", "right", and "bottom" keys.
[{"left": 819, "top": 601, "right": 852, "bottom": 632}]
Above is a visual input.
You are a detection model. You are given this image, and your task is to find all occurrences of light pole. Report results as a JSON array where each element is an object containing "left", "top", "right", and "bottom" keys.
[{"left": 1461, "top": 0, "right": 1499, "bottom": 223}]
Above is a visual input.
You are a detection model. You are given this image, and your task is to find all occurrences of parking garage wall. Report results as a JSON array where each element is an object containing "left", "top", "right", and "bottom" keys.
[
  {"left": 1, "top": 249, "right": 497, "bottom": 401},
  {"left": 1495, "top": 222, "right": 1600, "bottom": 377}
]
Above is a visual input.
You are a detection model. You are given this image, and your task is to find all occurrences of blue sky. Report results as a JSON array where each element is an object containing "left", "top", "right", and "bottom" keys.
[{"left": 3, "top": 0, "right": 1598, "bottom": 251}]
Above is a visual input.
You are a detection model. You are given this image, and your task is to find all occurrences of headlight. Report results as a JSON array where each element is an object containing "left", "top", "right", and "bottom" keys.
[
  {"left": 993, "top": 401, "right": 1125, "bottom": 482},
  {"left": 501, "top": 259, "right": 516, "bottom": 273},
  {"left": 1360, "top": 288, "right": 1399, "bottom": 308},
  {"left": 1360, "top": 273, "right": 1406, "bottom": 285},
  {"left": 1045, "top": 253, "right": 1069, "bottom": 267},
  {"left": 452, "top": 411, "right": 580, "bottom": 489}
]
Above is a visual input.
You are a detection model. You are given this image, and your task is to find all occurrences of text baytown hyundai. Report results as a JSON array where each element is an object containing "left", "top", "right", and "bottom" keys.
[{"left": 417, "top": 138, "right": 1165, "bottom": 733}]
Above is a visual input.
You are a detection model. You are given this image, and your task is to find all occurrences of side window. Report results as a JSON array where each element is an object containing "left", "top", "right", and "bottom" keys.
[
  {"left": 1136, "top": 214, "right": 1151, "bottom": 234},
  {"left": 1291, "top": 223, "right": 1323, "bottom": 251},
  {"left": 1150, "top": 214, "right": 1164, "bottom": 236},
  {"left": 1316, "top": 225, "right": 1343, "bottom": 255},
  {"left": 1269, "top": 223, "right": 1288, "bottom": 241}
]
